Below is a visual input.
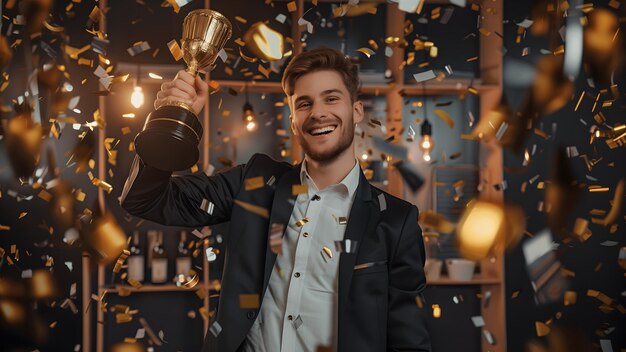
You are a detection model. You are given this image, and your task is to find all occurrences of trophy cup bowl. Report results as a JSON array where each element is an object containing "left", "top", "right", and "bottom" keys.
[{"left": 134, "top": 9, "right": 232, "bottom": 171}]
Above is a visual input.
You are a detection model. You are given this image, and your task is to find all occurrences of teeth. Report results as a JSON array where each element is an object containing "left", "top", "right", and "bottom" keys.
[{"left": 310, "top": 126, "right": 336, "bottom": 135}]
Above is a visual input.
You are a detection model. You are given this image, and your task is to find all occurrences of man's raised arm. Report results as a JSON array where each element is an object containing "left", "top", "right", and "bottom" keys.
[
  {"left": 119, "top": 69, "right": 245, "bottom": 227},
  {"left": 119, "top": 154, "right": 246, "bottom": 227}
]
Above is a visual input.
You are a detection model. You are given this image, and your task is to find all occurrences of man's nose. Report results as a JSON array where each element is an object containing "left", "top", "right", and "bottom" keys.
[{"left": 309, "top": 100, "right": 329, "bottom": 119}]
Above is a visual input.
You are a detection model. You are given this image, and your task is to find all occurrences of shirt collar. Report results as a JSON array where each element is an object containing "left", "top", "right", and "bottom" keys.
[{"left": 300, "top": 159, "right": 361, "bottom": 199}]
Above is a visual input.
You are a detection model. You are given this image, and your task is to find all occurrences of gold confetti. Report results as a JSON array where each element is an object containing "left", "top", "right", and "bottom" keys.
[
  {"left": 286, "top": 1, "right": 297, "bottom": 12},
  {"left": 167, "top": 39, "right": 183, "bottom": 61},
  {"left": 176, "top": 269, "right": 199, "bottom": 289},
  {"left": 356, "top": 47, "right": 375, "bottom": 58},
  {"left": 597, "top": 178, "right": 624, "bottom": 225},
  {"left": 292, "top": 184, "right": 308, "bottom": 195},
  {"left": 38, "top": 189, "right": 52, "bottom": 202},
  {"left": 295, "top": 217, "right": 310, "bottom": 227},
  {"left": 535, "top": 321, "right": 551, "bottom": 337},
  {"left": 244, "top": 176, "right": 265, "bottom": 191},
  {"left": 18, "top": 212, "right": 27, "bottom": 219},
  {"left": 419, "top": 211, "right": 454, "bottom": 234},
  {"left": 92, "top": 177, "right": 113, "bottom": 193},
  {"left": 32, "top": 269, "right": 56, "bottom": 299},
  {"left": 564, "top": 291, "right": 577, "bottom": 306},
  {"left": 432, "top": 304, "right": 441, "bottom": 318},
  {"left": 433, "top": 109, "right": 454, "bottom": 128},
  {"left": 239, "top": 294, "right": 260, "bottom": 309},
  {"left": 258, "top": 64, "right": 271, "bottom": 79},
  {"left": 234, "top": 200, "right": 269, "bottom": 219},
  {"left": 322, "top": 246, "right": 333, "bottom": 259}
]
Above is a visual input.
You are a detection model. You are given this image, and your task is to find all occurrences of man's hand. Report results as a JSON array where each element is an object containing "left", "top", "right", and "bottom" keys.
[{"left": 154, "top": 70, "right": 209, "bottom": 115}]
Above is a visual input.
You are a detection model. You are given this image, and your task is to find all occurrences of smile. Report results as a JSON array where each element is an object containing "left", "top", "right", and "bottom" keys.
[{"left": 308, "top": 125, "right": 337, "bottom": 136}]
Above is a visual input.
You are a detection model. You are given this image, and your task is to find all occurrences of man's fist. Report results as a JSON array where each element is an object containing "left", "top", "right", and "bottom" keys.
[{"left": 154, "top": 70, "right": 209, "bottom": 115}]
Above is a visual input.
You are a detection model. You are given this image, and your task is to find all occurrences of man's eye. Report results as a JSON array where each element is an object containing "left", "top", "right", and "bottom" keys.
[
  {"left": 298, "top": 102, "right": 311, "bottom": 109},
  {"left": 326, "top": 96, "right": 339, "bottom": 102}
]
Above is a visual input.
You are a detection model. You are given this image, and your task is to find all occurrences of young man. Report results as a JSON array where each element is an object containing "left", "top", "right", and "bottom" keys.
[{"left": 120, "top": 47, "right": 431, "bottom": 352}]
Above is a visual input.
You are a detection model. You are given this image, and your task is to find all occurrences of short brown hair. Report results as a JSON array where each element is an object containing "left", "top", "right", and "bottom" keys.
[{"left": 282, "top": 47, "right": 360, "bottom": 103}]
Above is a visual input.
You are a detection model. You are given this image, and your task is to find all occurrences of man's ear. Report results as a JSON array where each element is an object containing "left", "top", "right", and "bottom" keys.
[
  {"left": 353, "top": 100, "right": 364, "bottom": 124},
  {"left": 289, "top": 114, "right": 298, "bottom": 136}
]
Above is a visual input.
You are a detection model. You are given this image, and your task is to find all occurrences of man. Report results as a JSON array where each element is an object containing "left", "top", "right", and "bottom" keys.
[{"left": 120, "top": 47, "right": 431, "bottom": 352}]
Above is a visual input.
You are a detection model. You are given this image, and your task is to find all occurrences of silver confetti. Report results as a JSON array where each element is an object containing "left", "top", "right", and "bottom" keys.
[
  {"left": 378, "top": 193, "right": 387, "bottom": 211},
  {"left": 200, "top": 199, "right": 215, "bottom": 215},
  {"left": 206, "top": 247, "right": 217, "bottom": 262},
  {"left": 471, "top": 315, "right": 485, "bottom": 327},
  {"left": 293, "top": 315, "right": 303, "bottom": 330},
  {"left": 335, "top": 239, "right": 358, "bottom": 254},
  {"left": 482, "top": 329, "right": 496, "bottom": 345},
  {"left": 483, "top": 290, "right": 492, "bottom": 308},
  {"left": 413, "top": 70, "right": 437, "bottom": 83},
  {"left": 127, "top": 41, "right": 151, "bottom": 56},
  {"left": 209, "top": 321, "right": 222, "bottom": 337},
  {"left": 267, "top": 175, "right": 276, "bottom": 187}
]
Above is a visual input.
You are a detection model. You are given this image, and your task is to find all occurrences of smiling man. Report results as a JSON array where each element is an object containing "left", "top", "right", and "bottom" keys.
[{"left": 120, "top": 47, "right": 431, "bottom": 352}]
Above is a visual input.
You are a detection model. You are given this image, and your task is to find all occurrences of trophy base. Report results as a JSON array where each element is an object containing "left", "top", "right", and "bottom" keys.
[{"left": 135, "top": 105, "right": 203, "bottom": 172}]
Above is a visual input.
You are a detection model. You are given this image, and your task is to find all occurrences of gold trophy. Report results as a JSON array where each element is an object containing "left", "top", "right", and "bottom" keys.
[{"left": 135, "top": 9, "right": 232, "bottom": 171}]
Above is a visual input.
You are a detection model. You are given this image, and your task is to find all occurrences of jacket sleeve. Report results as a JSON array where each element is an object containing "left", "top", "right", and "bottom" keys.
[
  {"left": 387, "top": 205, "right": 431, "bottom": 351},
  {"left": 119, "top": 154, "right": 250, "bottom": 227}
]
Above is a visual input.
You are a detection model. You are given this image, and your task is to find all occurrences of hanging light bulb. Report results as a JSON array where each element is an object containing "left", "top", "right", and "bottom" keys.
[
  {"left": 243, "top": 102, "right": 257, "bottom": 132},
  {"left": 131, "top": 85, "right": 144, "bottom": 109},
  {"left": 243, "top": 85, "right": 257, "bottom": 132},
  {"left": 420, "top": 119, "right": 434, "bottom": 162},
  {"left": 130, "top": 65, "right": 144, "bottom": 108}
]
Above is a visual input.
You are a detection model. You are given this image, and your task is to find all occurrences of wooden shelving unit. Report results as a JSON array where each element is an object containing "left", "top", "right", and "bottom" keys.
[
  {"left": 380, "top": 2, "right": 506, "bottom": 352},
  {"left": 83, "top": 0, "right": 506, "bottom": 351},
  {"left": 428, "top": 274, "right": 502, "bottom": 286},
  {"left": 215, "top": 79, "right": 498, "bottom": 95},
  {"left": 102, "top": 283, "right": 213, "bottom": 294}
]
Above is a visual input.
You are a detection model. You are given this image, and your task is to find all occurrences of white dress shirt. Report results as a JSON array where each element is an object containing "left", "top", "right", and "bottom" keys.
[{"left": 241, "top": 159, "right": 361, "bottom": 352}]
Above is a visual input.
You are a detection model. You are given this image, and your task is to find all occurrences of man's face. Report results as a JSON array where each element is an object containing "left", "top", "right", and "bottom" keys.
[{"left": 289, "top": 70, "right": 363, "bottom": 164}]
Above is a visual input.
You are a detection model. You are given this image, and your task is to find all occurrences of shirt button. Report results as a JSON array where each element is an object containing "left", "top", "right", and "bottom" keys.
[
  {"left": 294, "top": 272, "right": 300, "bottom": 278},
  {"left": 247, "top": 311, "right": 256, "bottom": 319},
  {"left": 303, "top": 232, "right": 309, "bottom": 237},
  {"left": 287, "top": 315, "right": 293, "bottom": 320}
]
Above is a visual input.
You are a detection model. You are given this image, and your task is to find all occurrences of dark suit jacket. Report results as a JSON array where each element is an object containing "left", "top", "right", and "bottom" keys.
[{"left": 120, "top": 153, "right": 431, "bottom": 352}]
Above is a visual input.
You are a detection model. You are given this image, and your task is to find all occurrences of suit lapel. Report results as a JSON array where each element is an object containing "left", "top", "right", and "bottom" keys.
[
  {"left": 338, "top": 170, "right": 378, "bottom": 309},
  {"left": 261, "top": 163, "right": 302, "bottom": 295}
]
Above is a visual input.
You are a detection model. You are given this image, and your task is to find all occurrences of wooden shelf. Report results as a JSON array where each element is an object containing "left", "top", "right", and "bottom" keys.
[
  {"left": 427, "top": 274, "right": 501, "bottom": 286},
  {"left": 100, "top": 284, "right": 199, "bottom": 293},
  {"left": 361, "top": 80, "right": 498, "bottom": 96},
  {"left": 215, "top": 80, "right": 283, "bottom": 93},
  {"left": 215, "top": 79, "right": 498, "bottom": 96},
  {"left": 99, "top": 282, "right": 218, "bottom": 294}
]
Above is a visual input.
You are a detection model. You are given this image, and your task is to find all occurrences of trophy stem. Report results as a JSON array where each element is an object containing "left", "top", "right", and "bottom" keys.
[{"left": 186, "top": 60, "right": 198, "bottom": 77}]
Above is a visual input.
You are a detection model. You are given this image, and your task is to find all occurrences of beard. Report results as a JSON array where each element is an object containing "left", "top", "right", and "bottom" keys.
[{"left": 296, "top": 114, "right": 355, "bottom": 165}]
